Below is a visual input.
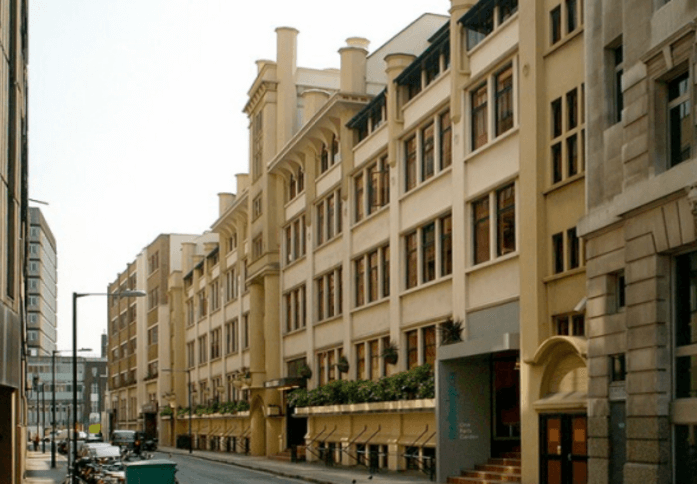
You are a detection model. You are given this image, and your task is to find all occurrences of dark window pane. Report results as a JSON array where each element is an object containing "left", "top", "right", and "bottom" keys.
[
  {"left": 473, "top": 197, "right": 490, "bottom": 264},
  {"left": 496, "top": 65, "right": 514, "bottom": 135},
  {"left": 552, "top": 143, "right": 563, "bottom": 183},
  {"left": 550, "top": 6, "right": 561, "bottom": 44},
  {"left": 405, "top": 136, "right": 417, "bottom": 191},
  {"left": 551, "top": 98, "right": 563, "bottom": 138},
  {"left": 440, "top": 111, "right": 452, "bottom": 169},
  {"left": 472, "top": 84, "right": 488, "bottom": 149},
  {"left": 553, "top": 233, "right": 564, "bottom": 273},
  {"left": 422, "top": 223, "right": 436, "bottom": 283},
  {"left": 497, "top": 184, "right": 516, "bottom": 256},
  {"left": 676, "top": 252, "right": 697, "bottom": 346},
  {"left": 567, "top": 135, "right": 578, "bottom": 177},
  {"left": 422, "top": 123, "right": 435, "bottom": 181}
]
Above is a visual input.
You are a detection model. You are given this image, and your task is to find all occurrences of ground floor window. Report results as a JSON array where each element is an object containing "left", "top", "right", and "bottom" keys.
[{"left": 676, "top": 425, "right": 697, "bottom": 483}]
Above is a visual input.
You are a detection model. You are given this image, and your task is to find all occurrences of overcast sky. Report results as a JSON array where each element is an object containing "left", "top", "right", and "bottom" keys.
[{"left": 29, "top": 0, "right": 451, "bottom": 358}]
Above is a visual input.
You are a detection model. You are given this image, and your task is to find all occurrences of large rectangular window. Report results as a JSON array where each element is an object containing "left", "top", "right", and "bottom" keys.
[
  {"left": 495, "top": 66, "right": 514, "bottom": 135},
  {"left": 421, "top": 123, "right": 435, "bottom": 181},
  {"left": 355, "top": 258, "right": 365, "bottom": 307},
  {"left": 406, "top": 330, "right": 419, "bottom": 370},
  {"left": 405, "top": 136, "right": 417, "bottom": 191},
  {"left": 440, "top": 111, "right": 452, "bottom": 169},
  {"left": 441, "top": 215, "right": 452, "bottom": 276},
  {"left": 422, "top": 223, "right": 436, "bottom": 283},
  {"left": 669, "top": 71, "right": 691, "bottom": 167},
  {"left": 472, "top": 84, "right": 488, "bottom": 150},
  {"left": 473, "top": 196, "right": 490, "bottom": 265},
  {"left": 405, "top": 232, "right": 418, "bottom": 289},
  {"left": 496, "top": 184, "right": 516, "bottom": 256}
]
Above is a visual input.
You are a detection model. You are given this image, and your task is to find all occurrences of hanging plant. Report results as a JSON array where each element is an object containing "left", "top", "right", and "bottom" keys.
[
  {"left": 438, "top": 317, "right": 464, "bottom": 345},
  {"left": 298, "top": 361, "right": 313, "bottom": 379},
  {"left": 335, "top": 356, "right": 349, "bottom": 374},
  {"left": 381, "top": 340, "right": 399, "bottom": 365}
]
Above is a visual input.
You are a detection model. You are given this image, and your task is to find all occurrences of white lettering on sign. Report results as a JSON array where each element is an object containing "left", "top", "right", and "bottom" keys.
[{"left": 458, "top": 422, "right": 478, "bottom": 440}]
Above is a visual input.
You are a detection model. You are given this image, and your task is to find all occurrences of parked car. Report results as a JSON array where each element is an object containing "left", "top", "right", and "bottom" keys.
[{"left": 110, "top": 430, "right": 137, "bottom": 450}]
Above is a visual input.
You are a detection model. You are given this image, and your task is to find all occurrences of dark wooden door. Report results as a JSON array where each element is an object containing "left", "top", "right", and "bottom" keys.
[{"left": 540, "top": 414, "right": 587, "bottom": 484}]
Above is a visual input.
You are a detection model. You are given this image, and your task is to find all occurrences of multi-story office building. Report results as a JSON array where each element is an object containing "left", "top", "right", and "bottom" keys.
[
  {"left": 579, "top": 0, "right": 697, "bottom": 482},
  {"left": 26, "top": 354, "right": 106, "bottom": 435},
  {"left": 106, "top": 233, "right": 216, "bottom": 440},
  {"left": 166, "top": 12, "right": 448, "bottom": 468},
  {"left": 0, "top": 1, "right": 29, "bottom": 483},
  {"left": 27, "top": 207, "right": 58, "bottom": 356}
]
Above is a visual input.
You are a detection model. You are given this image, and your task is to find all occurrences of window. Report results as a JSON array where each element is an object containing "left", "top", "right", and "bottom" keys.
[
  {"left": 355, "top": 155, "right": 389, "bottom": 222},
  {"left": 197, "top": 289, "right": 207, "bottom": 318},
  {"left": 355, "top": 258, "right": 365, "bottom": 307},
  {"left": 423, "top": 326, "right": 436, "bottom": 366},
  {"left": 473, "top": 196, "right": 490, "bottom": 265},
  {"left": 225, "top": 268, "right": 238, "bottom": 302},
  {"left": 252, "top": 234, "right": 263, "bottom": 260},
  {"left": 406, "top": 330, "right": 418, "bottom": 370},
  {"left": 422, "top": 223, "right": 436, "bottom": 283},
  {"left": 550, "top": 86, "right": 584, "bottom": 185},
  {"left": 441, "top": 215, "right": 453, "bottom": 276},
  {"left": 187, "top": 342, "right": 195, "bottom": 368},
  {"left": 552, "top": 232, "right": 564, "bottom": 274},
  {"left": 608, "top": 270, "right": 626, "bottom": 313},
  {"left": 382, "top": 246, "right": 390, "bottom": 297},
  {"left": 669, "top": 71, "right": 691, "bottom": 167},
  {"left": 148, "top": 251, "right": 159, "bottom": 274},
  {"left": 226, "top": 319, "right": 238, "bottom": 354},
  {"left": 465, "top": 7, "right": 493, "bottom": 50},
  {"left": 283, "top": 285, "right": 306, "bottom": 331},
  {"left": 354, "top": 173, "right": 364, "bottom": 222},
  {"left": 610, "top": 354, "right": 626, "bottom": 382},
  {"left": 285, "top": 214, "right": 306, "bottom": 265},
  {"left": 497, "top": 184, "right": 516, "bottom": 256},
  {"left": 550, "top": 6, "right": 561, "bottom": 44},
  {"left": 356, "top": 343, "right": 366, "bottom": 380},
  {"left": 210, "top": 328, "right": 221, "bottom": 359},
  {"left": 566, "top": 0, "right": 577, "bottom": 33},
  {"left": 186, "top": 298, "right": 194, "bottom": 326},
  {"left": 472, "top": 84, "right": 488, "bottom": 150},
  {"left": 554, "top": 313, "right": 585, "bottom": 336},
  {"left": 613, "top": 44, "right": 623, "bottom": 124},
  {"left": 405, "top": 136, "right": 417, "bottom": 191},
  {"left": 243, "top": 313, "right": 249, "bottom": 349},
  {"left": 252, "top": 111, "right": 263, "bottom": 180},
  {"left": 316, "top": 190, "right": 341, "bottom": 246},
  {"left": 368, "top": 252, "right": 379, "bottom": 303},
  {"left": 316, "top": 268, "right": 341, "bottom": 321},
  {"left": 148, "top": 288, "right": 159, "bottom": 311},
  {"left": 288, "top": 166, "right": 304, "bottom": 201},
  {"left": 421, "top": 123, "right": 435, "bottom": 181},
  {"left": 252, "top": 194, "right": 262, "bottom": 219},
  {"left": 198, "top": 335, "right": 208, "bottom": 364},
  {"left": 567, "top": 228, "right": 580, "bottom": 269},
  {"left": 495, "top": 66, "right": 514, "bottom": 135},
  {"left": 210, "top": 279, "right": 220, "bottom": 312},
  {"left": 147, "top": 325, "right": 158, "bottom": 346},
  {"left": 472, "top": 183, "right": 516, "bottom": 264},
  {"left": 499, "top": 0, "right": 518, "bottom": 23},
  {"left": 405, "top": 232, "right": 418, "bottom": 289},
  {"left": 440, "top": 110, "right": 452, "bottom": 169}
]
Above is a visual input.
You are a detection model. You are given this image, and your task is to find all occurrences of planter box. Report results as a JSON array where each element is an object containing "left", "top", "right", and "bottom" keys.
[{"left": 294, "top": 398, "right": 435, "bottom": 416}]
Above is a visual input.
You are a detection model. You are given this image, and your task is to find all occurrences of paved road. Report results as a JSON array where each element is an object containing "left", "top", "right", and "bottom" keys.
[{"left": 153, "top": 451, "right": 309, "bottom": 484}]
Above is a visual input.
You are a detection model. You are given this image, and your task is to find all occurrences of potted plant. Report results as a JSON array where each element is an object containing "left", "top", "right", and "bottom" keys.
[
  {"left": 335, "top": 356, "right": 349, "bottom": 374},
  {"left": 438, "top": 317, "right": 464, "bottom": 345},
  {"left": 381, "top": 340, "right": 399, "bottom": 365}
]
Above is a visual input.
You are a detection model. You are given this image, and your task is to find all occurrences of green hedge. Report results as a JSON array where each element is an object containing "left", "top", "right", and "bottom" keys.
[
  {"left": 288, "top": 364, "right": 434, "bottom": 408},
  {"left": 176, "top": 400, "right": 250, "bottom": 417}
]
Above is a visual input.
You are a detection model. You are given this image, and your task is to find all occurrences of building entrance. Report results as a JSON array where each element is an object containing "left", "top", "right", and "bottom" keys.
[{"left": 539, "top": 414, "right": 587, "bottom": 484}]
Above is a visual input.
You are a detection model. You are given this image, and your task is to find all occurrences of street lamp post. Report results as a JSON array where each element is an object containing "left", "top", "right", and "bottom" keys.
[
  {"left": 33, "top": 374, "right": 39, "bottom": 448},
  {"left": 41, "top": 383, "right": 45, "bottom": 453},
  {"left": 52, "top": 348, "right": 90, "bottom": 469},
  {"left": 162, "top": 368, "right": 193, "bottom": 454},
  {"left": 71, "top": 290, "right": 145, "bottom": 484}
]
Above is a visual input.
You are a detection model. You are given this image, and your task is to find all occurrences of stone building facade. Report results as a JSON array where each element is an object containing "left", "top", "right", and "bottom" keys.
[{"left": 580, "top": 0, "right": 697, "bottom": 482}]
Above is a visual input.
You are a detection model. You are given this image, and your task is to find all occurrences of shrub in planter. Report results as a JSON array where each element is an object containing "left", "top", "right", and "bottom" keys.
[
  {"left": 160, "top": 406, "right": 173, "bottom": 417},
  {"left": 177, "top": 407, "right": 190, "bottom": 417}
]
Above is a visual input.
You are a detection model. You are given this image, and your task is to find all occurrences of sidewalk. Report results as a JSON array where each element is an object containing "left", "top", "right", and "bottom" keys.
[
  {"left": 161, "top": 446, "right": 435, "bottom": 484},
  {"left": 24, "top": 450, "right": 67, "bottom": 484}
]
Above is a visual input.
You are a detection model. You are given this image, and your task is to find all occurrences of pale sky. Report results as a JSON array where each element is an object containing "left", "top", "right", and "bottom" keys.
[{"left": 29, "top": 0, "right": 451, "bottom": 358}]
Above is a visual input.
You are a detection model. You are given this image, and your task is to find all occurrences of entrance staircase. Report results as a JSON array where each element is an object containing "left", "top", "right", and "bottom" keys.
[
  {"left": 447, "top": 452, "right": 521, "bottom": 484},
  {"left": 269, "top": 445, "right": 306, "bottom": 462}
]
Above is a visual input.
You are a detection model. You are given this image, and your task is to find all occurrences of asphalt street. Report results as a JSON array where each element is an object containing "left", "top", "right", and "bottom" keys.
[{"left": 154, "top": 451, "right": 309, "bottom": 484}]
